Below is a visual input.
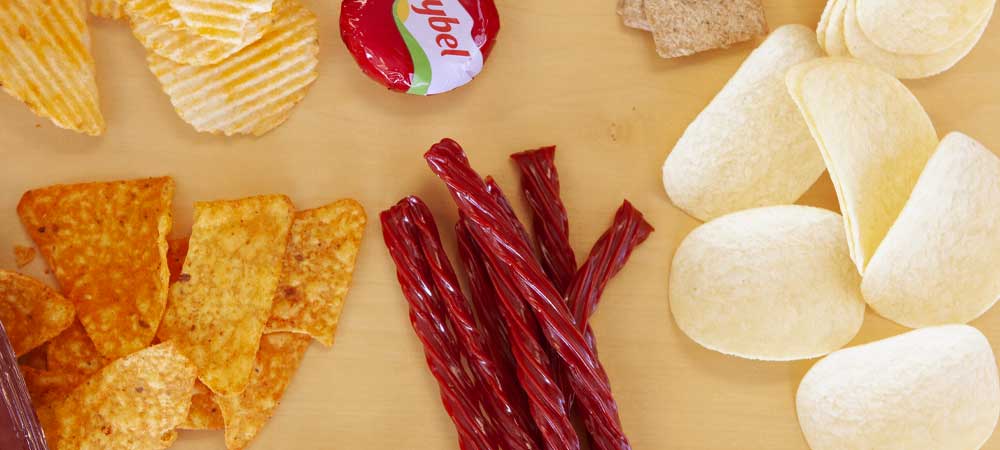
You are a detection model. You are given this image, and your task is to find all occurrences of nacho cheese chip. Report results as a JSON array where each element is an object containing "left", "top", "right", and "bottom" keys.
[
  {"left": 856, "top": 0, "right": 995, "bottom": 56},
  {"left": 669, "top": 206, "right": 865, "bottom": 361},
  {"left": 797, "top": 325, "right": 1000, "bottom": 450},
  {"left": 17, "top": 177, "right": 174, "bottom": 359},
  {"left": 166, "top": 236, "right": 188, "bottom": 283},
  {"left": 46, "top": 342, "right": 196, "bottom": 450},
  {"left": 158, "top": 195, "right": 293, "bottom": 396},
  {"left": 0, "top": 270, "right": 75, "bottom": 356},
  {"left": 19, "top": 366, "right": 86, "bottom": 408},
  {"left": 662, "top": 25, "right": 825, "bottom": 221},
  {"left": 265, "top": 199, "right": 366, "bottom": 345},
  {"left": 90, "top": 0, "right": 124, "bottom": 20},
  {"left": 0, "top": 0, "right": 105, "bottom": 135},
  {"left": 18, "top": 343, "right": 48, "bottom": 370},
  {"left": 47, "top": 320, "right": 109, "bottom": 377},
  {"left": 168, "top": 0, "right": 274, "bottom": 44},
  {"left": 862, "top": 133, "right": 1000, "bottom": 327},
  {"left": 147, "top": 0, "right": 317, "bottom": 136},
  {"left": 216, "top": 332, "right": 310, "bottom": 450},
  {"left": 181, "top": 380, "right": 223, "bottom": 430},
  {"left": 787, "top": 58, "right": 938, "bottom": 273}
]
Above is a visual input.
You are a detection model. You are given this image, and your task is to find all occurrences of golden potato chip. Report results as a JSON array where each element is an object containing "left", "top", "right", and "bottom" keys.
[
  {"left": 47, "top": 320, "right": 109, "bottom": 377},
  {"left": 265, "top": 199, "right": 366, "bottom": 346},
  {"left": 168, "top": 0, "right": 273, "bottom": 44},
  {"left": 0, "top": 270, "right": 75, "bottom": 356},
  {"left": 166, "top": 236, "right": 188, "bottom": 283},
  {"left": 90, "top": 0, "right": 124, "bottom": 20},
  {"left": 822, "top": 0, "right": 848, "bottom": 57},
  {"left": 662, "top": 25, "right": 825, "bottom": 221},
  {"left": 13, "top": 245, "right": 36, "bottom": 268},
  {"left": 787, "top": 58, "right": 938, "bottom": 273},
  {"left": 17, "top": 177, "right": 175, "bottom": 359},
  {"left": 123, "top": 0, "right": 272, "bottom": 66},
  {"left": 0, "top": 0, "right": 105, "bottom": 135},
  {"left": 19, "top": 365, "right": 86, "bottom": 408},
  {"left": 216, "top": 332, "right": 310, "bottom": 450},
  {"left": 856, "top": 0, "right": 994, "bottom": 55},
  {"left": 863, "top": 133, "right": 1000, "bottom": 327},
  {"left": 146, "top": 0, "right": 319, "bottom": 136},
  {"left": 158, "top": 195, "right": 294, "bottom": 396},
  {"left": 180, "top": 380, "right": 223, "bottom": 430},
  {"left": 18, "top": 342, "right": 48, "bottom": 370},
  {"left": 45, "top": 342, "right": 196, "bottom": 450},
  {"left": 816, "top": 0, "right": 834, "bottom": 52}
]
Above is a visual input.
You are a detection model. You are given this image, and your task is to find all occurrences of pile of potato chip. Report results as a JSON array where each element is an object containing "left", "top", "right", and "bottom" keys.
[
  {"left": 818, "top": 0, "right": 996, "bottom": 79},
  {"left": 1, "top": 177, "right": 366, "bottom": 449},
  {"left": 0, "top": 0, "right": 319, "bottom": 136}
]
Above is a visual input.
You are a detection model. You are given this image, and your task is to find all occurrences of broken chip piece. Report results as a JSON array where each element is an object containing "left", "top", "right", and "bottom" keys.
[
  {"left": 17, "top": 177, "right": 174, "bottom": 360},
  {"left": 0, "top": 270, "right": 75, "bottom": 357},
  {"left": 13, "top": 246, "right": 35, "bottom": 268},
  {"left": 157, "top": 195, "right": 294, "bottom": 396},
  {"left": 265, "top": 199, "right": 367, "bottom": 346}
]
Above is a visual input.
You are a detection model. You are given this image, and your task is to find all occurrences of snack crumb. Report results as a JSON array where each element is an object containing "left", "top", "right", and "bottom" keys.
[{"left": 14, "top": 245, "right": 36, "bottom": 268}]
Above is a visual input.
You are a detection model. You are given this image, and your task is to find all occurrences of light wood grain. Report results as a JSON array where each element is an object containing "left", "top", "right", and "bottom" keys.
[{"left": 1, "top": 0, "right": 999, "bottom": 448}]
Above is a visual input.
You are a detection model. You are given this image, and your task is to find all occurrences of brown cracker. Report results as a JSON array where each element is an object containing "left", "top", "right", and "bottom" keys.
[{"left": 644, "top": 0, "right": 768, "bottom": 58}]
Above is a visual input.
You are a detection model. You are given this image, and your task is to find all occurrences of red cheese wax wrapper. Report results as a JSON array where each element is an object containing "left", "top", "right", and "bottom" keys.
[
  {"left": 340, "top": 0, "right": 500, "bottom": 95},
  {"left": 0, "top": 321, "right": 48, "bottom": 450}
]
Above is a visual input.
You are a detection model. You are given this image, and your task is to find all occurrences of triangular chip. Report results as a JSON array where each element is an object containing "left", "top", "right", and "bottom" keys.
[
  {"left": 19, "top": 366, "right": 86, "bottom": 408},
  {"left": 89, "top": 0, "right": 124, "bottom": 20},
  {"left": 215, "top": 332, "right": 310, "bottom": 450},
  {"left": 146, "top": 0, "right": 319, "bottom": 136},
  {"left": 265, "top": 199, "right": 366, "bottom": 346},
  {"left": 0, "top": 270, "right": 74, "bottom": 356},
  {"left": 158, "top": 195, "right": 293, "bottom": 396},
  {"left": 44, "top": 342, "right": 196, "bottom": 450},
  {"left": 17, "top": 177, "right": 175, "bottom": 359},
  {"left": 13, "top": 245, "right": 36, "bottom": 268},
  {"left": 47, "top": 320, "right": 109, "bottom": 378},
  {"left": 643, "top": 0, "right": 768, "bottom": 58},
  {"left": 124, "top": 0, "right": 272, "bottom": 66},
  {"left": 168, "top": 0, "right": 274, "bottom": 44},
  {"left": 180, "top": 380, "right": 224, "bottom": 430},
  {"left": 18, "top": 342, "right": 48, "bottom": 370},
  {"left": 166, "top": 236, "right": 188, "bottom": 283},
  {"left": 0, "top": 0, "right": 105, "bottom": 135}
]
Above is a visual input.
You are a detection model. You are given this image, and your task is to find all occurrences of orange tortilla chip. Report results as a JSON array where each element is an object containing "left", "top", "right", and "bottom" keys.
[
  {"left": 0, "top": 270, "right": 75, "bottom": 356},
  {"left": 17, "top": 177, "right": 174, "bottom": 360},
  {"left": 167, "top": 237, "right": 189, "bottom": 284},
  {"left": 181, "top": 380, "right": 224, "bottom": 430},
  {"left": 265, "top": 199, "right": 366, "bottom": 346},
  {"left": 14, "top": 245, "right": 36, "bottom": 267},
  {"left": 19, "top": 366, "right": 86, "bottom": 408},
  {"left": 47, "top": 320, "right": 110, "bottom": 377},
  {"left": 216, "top": 332, "right": 310, "bottom": 450},
  {"left": 18, "top": 342, "right": 48, "bottom": 370},
  {"left": 45, "top": 342, "right": 196, "bottom": 450},
  {"left": 158, "top": 195, "right": 294, "bottom": 396}
]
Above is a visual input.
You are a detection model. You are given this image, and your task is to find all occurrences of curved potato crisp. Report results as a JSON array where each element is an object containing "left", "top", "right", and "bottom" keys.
[
  {"left": 0, "top": 0, "right": 104, "bottom": 135},
  {"left": 863, "top": 133, "right": 1000, "bottom": 327},
  {"left": 856, "top": 0, "right": 994, "bottom": 55},
  {"left": 670, "top": 206, "right": 865, "bottom": 361},
  {"left": 787, "top": 58, "right": 938, "bottom": 273},
  {"left": 797, "top": 325, "right": 1000, "bottom": 450},
  {"left": 265, "top": 199, "right": 367, "bottom": 345},
  {"left": 168, "top": 0, "right": 274, "bottom": 44},
  {"left": 90, "top": 0, "right": 124, "bottom": 20},
  {"left": 147, "top": 0, "right": 317, "bottom": 136},
  {"left": 822, "top": 0, "right": 848, "bottom": 57},
  {"left": 157, "top": 195, "right": 293, "bottom": 396},
  {"left": 662, "top": 25, "right": 825, "bottom": 221},
  {"left": 17, "top": 177, "right": 174, "bottom": 360},
  {"left": 0, "top": 271, "right": 74, "bottom": 356}
]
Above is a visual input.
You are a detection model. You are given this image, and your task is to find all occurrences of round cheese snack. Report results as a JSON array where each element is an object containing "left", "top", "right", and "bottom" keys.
[
  {"left": 797, "top": 325, "right": 1000, "bottom": 450},
  {"left": 862, "top": 133, "right": 1000, "bottom": 327},
  {"left": 662, "top": 25, "right": 825, "bottom": 222},
  {"left": 856, "top": 0, "right": 995, "bottom": 55},
  {"left": 669, "top": 206, "right": 864, "bottom": 361}
]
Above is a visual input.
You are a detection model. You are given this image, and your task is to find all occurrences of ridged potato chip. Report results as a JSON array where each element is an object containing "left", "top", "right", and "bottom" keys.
[
  {"left": 0, "top": 0, "right": 104, "bottom": 135},
  {"left": 47, "top": 320, "right": 109, "bottom": 378},
  {"left": 18, "top": 177, "right": 174, "bottom": 360},
  {"left": 216, "top": 332, "right": 310, "bottom": 450},
  {"left": 797, "top": 325, "right": 1000, "bottom": 450},
  {"left": 787, "top": 58, "right": 938, "bottom": 273},
  {"left": 146, "top": 0, "right": 318, "bottom": 136},
  {"left": 124, "top": 0, "right": 271, "bottom": 66},
  {"left": 90, "top": 0, "right": 124, "bottom": 20},
  {"left": 670, "top": 206, "right": 865, "bottom": 361},
  {"left": 662, "top": 25, "right": 825, "bottom": 221},
  {"left": 44, "top": 342, "right": 196, "bottom": 450},
  {"left": 856, "top": 0, "right": 995, "bottom": 55},
  {"left": 180, "top": 380, "right": 224, "bottom": 430},
  {"left": 265, "top": 200, "right": 366, "bottom": 345},
  {"left": 158, "top": 195, "right": 293, "bottom": 396},
  {"left": 0, "top": 270, "right": 75, "bottom": 356},
  {"left": 843, "top": 0, "right": 993, "bottom": 79},
  {"left": 169, "top": 0, "right": 274, "bottom": 44},
  {"left": 863, "top": 133, "right": 1000, "bottom": 327}
]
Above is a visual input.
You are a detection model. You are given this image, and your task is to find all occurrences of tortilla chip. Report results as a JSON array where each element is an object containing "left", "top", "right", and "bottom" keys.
[
  {"left": 856, "top": 0, "right": 994, "bottom": 55},
  {"left": 158, "top": 195, "right": 293, "bottom": 396},
  {"left": 167, "top": 237, "right": 189, "bottom": 284},
  {"left": 0, "top": 270, "right": 75, "bottom": 356},
  {"left": 180, "top": 380, "right": 224, "bottom": 430},
  {"left": 18, "top": 342, "right": 48, "bottom": 370},
  {"left": 17, "top": 177, "right": 174, "bottom": 360},
  {"left": 264, "top": 199, "right": 366, "bottom": 345},
  {"left": 14, "top": 245, "right": 36, "bottom": 268},
  {"left": 19, "top": 365, "right": 86, "bottom": 408},
  {"left": 787, "top": 58, "right": 938, "bottom": 273},
  {"left": 47, "top": 320, "right": 109, "bottom": 377},
  {"left": 45, "top": 342, "right": 196, "bottom": 450},
  {"left": 90, "top": 0, "right": 124, "bottom": 20},
  {"left": 644, "top": 0, "right": 768, "bottom": 58},
  {"left": 216, "top": 332, "right": 310, "bottom": 450}
]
